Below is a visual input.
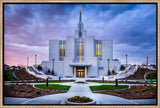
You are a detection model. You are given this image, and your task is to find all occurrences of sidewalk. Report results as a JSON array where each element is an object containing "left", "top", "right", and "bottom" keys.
[{"left": 4, "top": 82, "right": 157, "bottom": 105}]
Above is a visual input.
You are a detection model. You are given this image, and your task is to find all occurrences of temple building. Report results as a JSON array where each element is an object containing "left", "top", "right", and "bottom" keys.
[{"left": 41, "top": 8, "right": 121, "bottom": 78}]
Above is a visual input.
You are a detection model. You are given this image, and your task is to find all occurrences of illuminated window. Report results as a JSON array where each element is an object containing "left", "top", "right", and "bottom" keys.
[
  {"left": 59, "top": 41, "right": 65, "bottom": 61},
  {"left": 77, "top": 42, "right": 84, "bottom": 56},
  {"left": 77, "top": 58, "right": 84, "bottom": 62},
  {"left": 98, "top": 58, "right": 102, "bottom": 61},
  {"left": 96, "top": 40, "right": 102, "bottom": 61},
  {"left": 96, "top": 43, "right": 102, "bottom": 56}
]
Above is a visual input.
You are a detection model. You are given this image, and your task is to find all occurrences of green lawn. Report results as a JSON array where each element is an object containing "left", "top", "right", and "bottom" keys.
[
  {"left": 89, "top": 85, "right": 129, "bottom": 91},
  {"left": 50, "top": 80, "right": 75, "bottom": 83},
  {"left": 87, "top": 80, "right": 115, "bottom": 84},
  {"left": 34, "top": 84, "right": 71, "bottom": 91}
]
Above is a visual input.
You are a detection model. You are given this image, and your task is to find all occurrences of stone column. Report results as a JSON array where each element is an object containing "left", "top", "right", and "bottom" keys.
[
  {"left": 74, "top": 67, "right": 76, "bottom": 78},
  {"left": 85, "top": 66, "right": 87, "bottom": 78}
]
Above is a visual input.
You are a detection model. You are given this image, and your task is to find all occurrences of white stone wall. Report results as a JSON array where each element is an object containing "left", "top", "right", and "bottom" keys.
[
  {"left": 102, "top": 40, "right": 113, "bottom": 61},
  {"left": 42, "top": 26, "right": 121, "bottom": 78},
  {"left": 87, "top": 57, "right": 98, "bottom": 77},
  {"left": 41, "top": 61, "right": 52, "bottom": 72},
  {"left": 98, "top": 60, "right": 121, "bottom": 76},
  {"left": 49, "top": 40, "right": 59, "bottom": 61},
  {"left": 63, "top": 57, "right": 74, "bottom": 77},
  {"left": 65, "top": 36, "right": 75, "bottom": 59},
  {"left": 54, "top": 61, "right": 64, "bottom": 76},
  {"left": 41, "top": 61, "right": 64, "bottom": 76},
  {"left": 110, "top": 60, "right": 121, "bottom": 72},
  {"left": 85, "top": 36, "right": 95, "bottom": 58},
  {"left": 98, "top": 61, "right": 108, "bottom": 76}
]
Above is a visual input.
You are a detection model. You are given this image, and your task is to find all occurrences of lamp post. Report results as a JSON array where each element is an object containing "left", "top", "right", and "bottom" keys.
[
  {"left": 126, "top": 54, "right": 127, "bottom": 66},
  {"left": 147, "top": 56, "right": 149, "bottom": 69},
  {"left": 27, "top": 57, "right": 29, "bottom": 67},
  {"left": 52, "top": 59, "right": 54, "bottom": 75},
  {"left": 35, "top": 54, "right": 37, "bottom": 66},
  {"left": 107, "top": 59, "right": 110, "bottom": 75}
]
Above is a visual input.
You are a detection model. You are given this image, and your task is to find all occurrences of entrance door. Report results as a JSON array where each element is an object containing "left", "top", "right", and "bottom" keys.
[{"left": 76, "top": 67, "right": 85, "bottom": 78}]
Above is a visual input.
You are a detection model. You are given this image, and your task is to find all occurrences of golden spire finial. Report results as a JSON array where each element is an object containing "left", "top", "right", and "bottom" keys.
[{"left": 80, "top": 7, "right": 81, "bottom": 12}]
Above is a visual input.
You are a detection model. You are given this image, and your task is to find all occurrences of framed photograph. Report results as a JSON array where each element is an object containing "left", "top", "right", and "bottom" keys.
[{"left": 1, "top": 1, "right": 159, "bottom": 108}]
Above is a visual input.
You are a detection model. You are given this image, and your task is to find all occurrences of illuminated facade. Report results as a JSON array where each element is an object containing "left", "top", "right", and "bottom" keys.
[{"left": 41, "top": 9, "right": 121, "bottom": 78}]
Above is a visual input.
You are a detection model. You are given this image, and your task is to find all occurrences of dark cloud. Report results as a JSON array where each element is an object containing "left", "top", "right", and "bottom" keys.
[{"left": 4, "top": 4, "right": 156, "bottom": 65}]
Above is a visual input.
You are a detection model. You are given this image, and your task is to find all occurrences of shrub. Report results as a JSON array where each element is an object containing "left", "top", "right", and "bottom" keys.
[
  {"left": 79, "top": 97, "right": 83, "bottom": 101},
  {"left": 19, "top": 89, "right": 25, "bottom": 92},
  {"left": 146, "top": 72, "right": 156, "bottom": 79},
  {"left": 27, "top": 90, "right": 32, "bottom": 93},
  {"left": 125, "top": 79, "right": 127, "bottom": 82},
  {"left": 112, "top": 70, "right": 115, "bottom": 75},
  {"left": 146, "top": 88, "right": 150, "bottom": 91},
  {"left": 150, "top": 80, "right": 153, "bottom": 84},
  {"left": 147, "top": 85, "right": 153, "bottom": 90},
  {"left": 144, "top": 84, "right": 147, "bottom": 86},
  {"left": 83, "top": 97, "right": 89, "bottom": 102},
  {"left": 108, "top": 70, "right": 110, "bottom": 75},
  {"left": 36, "top": 91, "right": 40, "bottom": 94},
  {"left": 48, "top": 69, "right": 50, "bottom": 73},
  {"left": 135, "top": 90, "right": 140, "bottom": 93},
  {"left": 141, "top": 89, "right": 146, "bottom": 92},
  {"left": 125, "top": 91, "right": 130, "bottom": 94},
  {"left": 133, "top": 74, "right": 136, "bottom": 78},
  {"left": 69, "top": 96, "right": 90, "bottom": 102},
  {"left": 52, "top": 70, "right": 54, "bottom": 75},
  {"left": 9, "top": 85, "right": 14, "bottom": 89},
  {"left": 9, "top": 85, "right": 17, "bottom": 91},
  {"left": 145, "top": 81, "right": 148, "bottom": 83},
  {"left": 68, "top": 97, "right": 72, "bottom": 101},
  {"left": 116, "top": 91, "right": 122, "bottom": 94},
  {"left": 37, "top": 65, "right": 42, "bottom": 70},
  {"left": 74, "top": 96, "right": 80, "bottom": 99},
  {"left": 120, "top": 65, "right": 125, "bottom": 70}
]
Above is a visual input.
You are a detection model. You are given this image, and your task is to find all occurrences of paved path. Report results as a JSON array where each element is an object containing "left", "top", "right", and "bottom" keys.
[
  {"left": 4, "top": 97, "right": 30, "bottom": 104},
  {"left": 131, "top": 99, "right": 157, "bottom": 105},
  {"left": 20, "top": 82, "right": 137, "bottom": 104},
  {"left": 67, "top": 83, "right": 92, "bottom": 93},
  {"left": 4, "top": 82, "right": 157, "bottom": 105},
  {"left": 4, "top": 97, "right": 156, "bottom": 105}
]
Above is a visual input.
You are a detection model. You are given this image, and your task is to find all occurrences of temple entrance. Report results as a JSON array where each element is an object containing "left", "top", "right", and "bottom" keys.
[{"left": 76, "top": 67, "right": 85, "bottom": 78}]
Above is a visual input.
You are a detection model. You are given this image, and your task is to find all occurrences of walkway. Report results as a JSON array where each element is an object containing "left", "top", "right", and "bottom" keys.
[
  {"left": 20, "top": 82, "right": 136, "bottom": 104},
  {"left": 4, "top": 82, "right": 157, "bottom": 105}
]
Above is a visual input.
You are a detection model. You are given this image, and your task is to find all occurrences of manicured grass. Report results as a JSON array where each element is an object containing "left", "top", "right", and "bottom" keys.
[
  {"left": 87, "top": 80, "right": 115, "bottom": 84},
  {"left": 89, "top": 85, "right": 129, "bottom": 91},
  {"left": 34, "top": 84, "right": 71, "bottom": 91},
  {"left": 50, "top": 80, "right": 75, "bottom": 83}
]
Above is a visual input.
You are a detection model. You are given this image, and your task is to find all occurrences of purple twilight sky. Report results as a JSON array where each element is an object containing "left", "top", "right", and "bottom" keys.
[{"left": 4, "top": 4, "right": 157, "bottom": 66}]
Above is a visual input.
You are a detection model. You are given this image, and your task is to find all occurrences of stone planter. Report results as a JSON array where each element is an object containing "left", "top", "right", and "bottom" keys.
[{"left": 65, "top": 99, "right": 96, "bottom": 105}]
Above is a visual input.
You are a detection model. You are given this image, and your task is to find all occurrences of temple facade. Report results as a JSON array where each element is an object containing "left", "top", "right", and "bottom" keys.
[{"left": 41, "top": 8, "right": 121, "bottom": 78}]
